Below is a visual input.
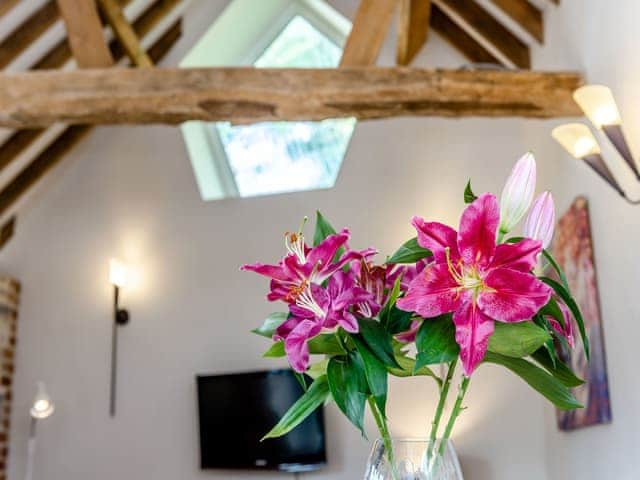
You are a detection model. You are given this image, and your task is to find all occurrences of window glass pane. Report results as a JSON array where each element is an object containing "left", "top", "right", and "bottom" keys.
[{"left": 215, "top": 16, "right": 356, "bottom": 198}]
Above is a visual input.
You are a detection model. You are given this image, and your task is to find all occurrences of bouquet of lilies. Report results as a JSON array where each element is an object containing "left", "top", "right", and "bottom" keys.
[{"left": 242, "top": 153, "right": 586, "bottom": 468}]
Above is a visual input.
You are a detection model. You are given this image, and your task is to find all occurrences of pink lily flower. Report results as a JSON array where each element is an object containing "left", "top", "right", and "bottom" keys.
[
  {"left": 547, "top": 300, "right": 575, "bottom": 348},
  {"left": 524, "top": 191, "right": 556, "bottom": 250},
  {"left": 274, "top": 271, "right": 373, "bottom": 372},
  {"left": 242, "top": 228, "right": 375, "bottom": 304},
  {"left": 397, "top": 193, "right": 552, "bottom": 376}
]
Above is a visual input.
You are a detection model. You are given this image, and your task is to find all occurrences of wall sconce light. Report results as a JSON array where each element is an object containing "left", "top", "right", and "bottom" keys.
[
  {"left": 552, "top": 123, "right": 626, "bottom": 198},
  {"left": 109, "top": 258, "right": 130, "bottom": 417},
  {"left": 552, "top": 85, "right": 640, "bottom": 204},
  {"left": 25, "top": 382, "right": 54, "bottom": 480},
  {"left": 573, "top": 85, "right": 640, "bottom": 180}
]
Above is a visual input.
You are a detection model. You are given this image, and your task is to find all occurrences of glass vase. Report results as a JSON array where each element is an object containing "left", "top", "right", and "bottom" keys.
[{"left": 363, "top": 438, "right": 464, "bottom": 480}]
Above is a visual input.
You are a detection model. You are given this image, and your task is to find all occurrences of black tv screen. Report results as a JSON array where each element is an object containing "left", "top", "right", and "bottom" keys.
[{"left": 196, "top": 369, "right": 326, "bottom": 472}]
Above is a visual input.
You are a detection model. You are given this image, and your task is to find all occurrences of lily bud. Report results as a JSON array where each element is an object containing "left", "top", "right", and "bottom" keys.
[
  {"left": 524, "top": 191, "right": 555, "bottom": 249},
  {"left": 499, "top": 152, "right": 537, "bottom": 235}
]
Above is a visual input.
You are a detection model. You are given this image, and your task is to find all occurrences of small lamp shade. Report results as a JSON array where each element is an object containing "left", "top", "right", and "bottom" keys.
[
  {"left": 551, "top": 123, "right": 601, "bottom": 159},
  {"left": 573, "top": 85, "right": 622, "bottom": 129},
  {"left": 30, "top": 382, "right": 54, "bottom": 420},
  {"left": 109, "top": 259, "right": 129, "bottom": 288}
]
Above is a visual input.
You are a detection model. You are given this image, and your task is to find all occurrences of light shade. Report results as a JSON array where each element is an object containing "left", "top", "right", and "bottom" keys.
[
  {"left": 573, "top": 85, "right": 622, "bottom": 129},
  {"left": 552, "top": 123, "right": 601, "bottom": 159},
  {"left": 30, "top": 382, "right": 54, "bottom": 419},
  {"left": 109, "top": 259, "right": 129, "bottom": 288}
]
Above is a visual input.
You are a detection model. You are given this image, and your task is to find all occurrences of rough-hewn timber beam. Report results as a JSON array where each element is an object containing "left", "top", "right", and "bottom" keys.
[
  {"left": 0, "top": 68, "right": 583, "bottom": 128},
  {"left": 56, "top": 0, "right": 114, "bottom": 67},
  {"left": 340, "top": 0, "right": 398, "bottom": 66},
  {"left": 396, "top": 0, "right": 431, "bottom": 66}
]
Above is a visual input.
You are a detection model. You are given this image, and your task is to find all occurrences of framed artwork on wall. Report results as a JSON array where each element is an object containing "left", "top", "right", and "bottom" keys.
[{"left": 551, "top": 197, "right": 612, "bottom": 430}]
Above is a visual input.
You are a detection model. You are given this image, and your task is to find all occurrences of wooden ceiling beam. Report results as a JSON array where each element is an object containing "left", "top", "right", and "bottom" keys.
[
  {"left": 430, "top": 4, "right": 500, "bottom": 64},
  {"left": 97, "top": 0, "right": 152, "bottom": 67},
  {"left": 0, "top": 216, "right": 15, "bottom": 251},
  {"left": 0, "top": 19, "right": 183, "bottom": 218},
  {"left": 490, "top": 0, "right": 543, "bottom": 43},
  {"left": 432, "top": 0, "right": 530, "bottom": 68},
  {"left": 0, "top": 1, "right": 60, "bottom": 69},
  {"left": 340, "top": 0, "right": 398, "bottom": 66},
  {"left": 0, "top": 67, "right": 583, "bottom": 128},
  {"left": 396, "top": 0, "right": 431, "bottom": 66},
  {"left": 56, "top": 0, "right": 114, "bottom": 67},
  {"left": 0, "top": 0, "right": 182, "bottom": 177},
  {"left": 0, "top": 0, "right": 19, "bottom": 18}
]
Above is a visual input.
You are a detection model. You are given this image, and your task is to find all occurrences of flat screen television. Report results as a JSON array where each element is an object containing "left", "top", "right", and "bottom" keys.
[{"left": 196, "top": 369, "right": 326, "bottom": 472}]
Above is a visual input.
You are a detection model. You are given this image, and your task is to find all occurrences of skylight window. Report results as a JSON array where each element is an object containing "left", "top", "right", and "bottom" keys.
[{"left": 180, "top": 1, "right": 355, "bottom": 200}]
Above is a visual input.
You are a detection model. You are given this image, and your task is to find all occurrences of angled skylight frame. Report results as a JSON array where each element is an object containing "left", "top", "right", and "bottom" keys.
[{"left": 180, "top": 0, "right": 353, "bottom": 201}]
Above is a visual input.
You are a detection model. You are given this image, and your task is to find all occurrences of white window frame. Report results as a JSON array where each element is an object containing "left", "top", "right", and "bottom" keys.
[{"left": 180, "top": 0, "right": 352, "bottom": 201}]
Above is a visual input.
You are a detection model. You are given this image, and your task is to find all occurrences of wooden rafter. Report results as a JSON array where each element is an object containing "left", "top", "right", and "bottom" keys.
[
  {"left": 0, "top": 68, "right": 582, "bottom": 128},
  {"left": 56, "top": 0, "right": 114, "bottom": 67},
  {"left": 0, "top": 0, "right": 182, "bottom": 177},
  {"left": 490, "top": 0, "right": 543, "bottom": 43},
  {"left": 340, "top": 0, "right": 398, "bottom": 66},
  {"left": 432, "top": 0, "right": 530, "bottom": 68},
  {"left": 430, "top": 4, "right": 500, "bottom": 64},
  {"left": 0, "top": 20, "right": 183, "bottom": 219},
  {"left": 396, "top": 0, "right": 431, "bottom": 66},
  {"left": 0, "top": 216, "right": 15, "bottom": 250},
  {"left": 0, "top": 0, "right": 19, "bottom": 18},
  {"left": 0, "top": 1, "right": 60, "bottom": 69},
  {"left": 97, "top": 0, "right": 153, "bottom": 67}
]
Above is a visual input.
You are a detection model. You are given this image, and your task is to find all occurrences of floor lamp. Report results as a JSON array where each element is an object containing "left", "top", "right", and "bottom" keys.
[{"left": 25, "top": 382, "right": 54, "bottom": 480}]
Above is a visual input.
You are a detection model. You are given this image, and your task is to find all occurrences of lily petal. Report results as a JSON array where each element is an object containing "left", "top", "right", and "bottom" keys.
[
  {"left": 240, "top": 262, "right": 289, "bottom": 281},
  {"left": 490, "top": 239, "right": 542, "bottom": 273},
  {"left": 412, "top": 217, "right": 460, "bottom": 263},
  {"left": 397, "top": 264, "right": 462, "bottom": 318},
  {"left": 284, "top": 319, "right": 323, "bottom": 373},
  {"left": 306, "top": 229, "right": 350, "bottom": 270},
  {"left": 458, "top": 193, "right": 499, "bottom": 268},
  {"left": 453, "top": 299, "right": 495, "bottom": 376},
  {"left": 478, "top": 268, "right": 552, "bottom": 322}
]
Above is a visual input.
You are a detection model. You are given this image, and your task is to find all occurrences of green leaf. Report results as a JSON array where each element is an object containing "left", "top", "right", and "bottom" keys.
[
  {"left": 540, "top": 277, "right": 590, "bottom": 360},
  {"left": 388, "top": 355, "right": 441, "bottom": 384},
  {"left": 464, "top": 180, "right": 478, "bottom": 204},
  {"left": 353, "top": 336, "right": 388, "bottom": 415},
  {"left": 484, "top": 351, "right": 582, "bottom": 410},
  {"left": 488, "top": 322, "right": 551, "bottom": 358},
  {"left": 313, "top": 211, "right": 337, "bottom": 246},
  {"left": 542, "top": 249, "right": 570, "bottom": 291},
  {"left": 541, "top": 297, "right": 566, "bottom": 330},
  {"left": 262, "top": 375, "right": 330, "bottom": 440},
  {"left": 307, "top": 359, "right": 329, "bottom": 380},
  {"left": 531, "top": 348, "right": 585, "bottom": 388},
  {"left": 386, "top": 237, "right": 432, "bottom": 264},
  {"left": 327, "top": 355, "right": 368, "bottom": 435},
  {"left": 252, "top": 312, "right": 288, "bottom": 338},
  {"left": 358, "top": 318, "right": 401, "bottom": 368},
  {"left": 308, "top": 334, "right": 347, "bottom": 356},
  {"left": 414, "top": 315, "right": 459, "bottom": 370},
  {"left": 263, "top": 341, "right": 285, "bottom": 358},
  {"left": 294, "top": 372, "right": 308, "bottom": 392}
]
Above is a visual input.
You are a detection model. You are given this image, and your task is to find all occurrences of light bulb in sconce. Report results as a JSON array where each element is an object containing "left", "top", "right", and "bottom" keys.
[
  {"left": 573, "top": 85, "right": 640, "bottom": 180},
  {"left": 30, "top": 382, "right": 54, "bottom": 420},
  {"left": 552, "top": 123, "right": 625, "bottom": 197},
  {"left": 573, "top": 85, "right": 621, "bottom": 128},
  {"left": 109, "top": 258, "right": 129, "bottom": 289}
]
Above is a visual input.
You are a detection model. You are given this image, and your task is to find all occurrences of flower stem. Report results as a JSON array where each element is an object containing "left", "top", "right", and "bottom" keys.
[
  {"left": 428, "top": 359, "right": 457, "bottom": 459},
  {"left": 368, "top": 396, "right": 399, "bottom": 480},
  {"left": 438, "top": 376, "right": 471, "bottom": 457}
]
